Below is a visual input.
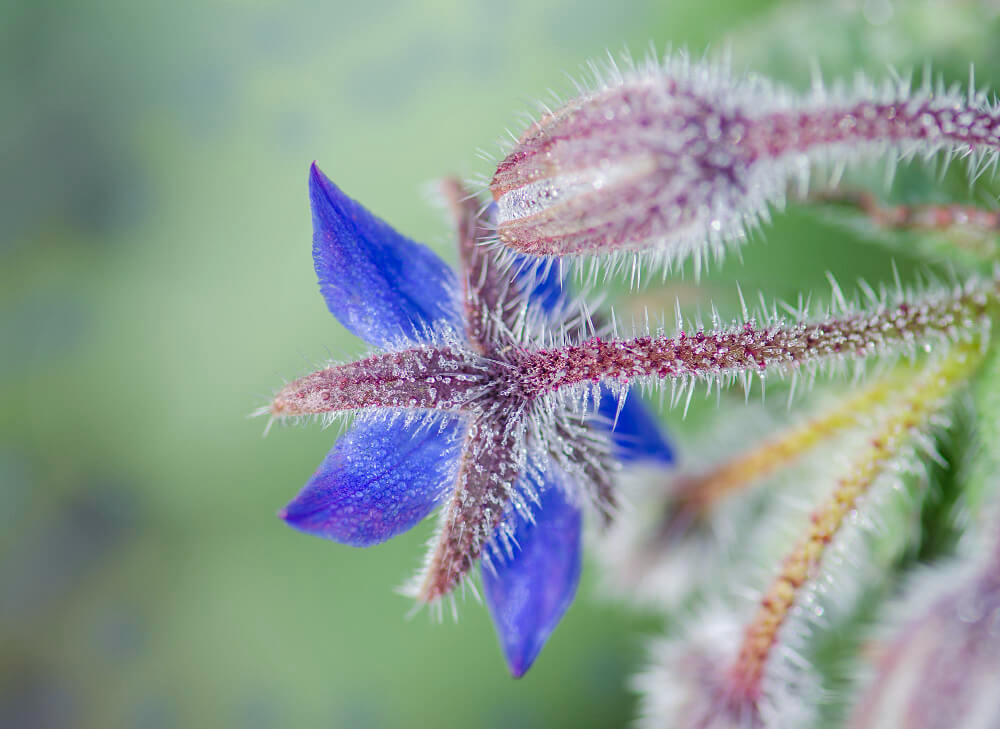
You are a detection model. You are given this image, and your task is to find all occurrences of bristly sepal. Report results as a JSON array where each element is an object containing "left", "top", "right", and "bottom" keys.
[{"left": 269, "top": 336, "right": 489, "bottom": 419}]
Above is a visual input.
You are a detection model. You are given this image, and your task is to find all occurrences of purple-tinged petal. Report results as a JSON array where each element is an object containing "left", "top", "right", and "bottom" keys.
[
  {"left": 280, "top": 415, "right": 463, "bottom": 547},
  {"left": 482, "top": 475, "right": 582, "bottom": 678},
  {"left": 310, "top": 163, "right": 462, "bottom": 347},
  {"left": 597, "top": 387, "right": 674, "bottom": 464}
]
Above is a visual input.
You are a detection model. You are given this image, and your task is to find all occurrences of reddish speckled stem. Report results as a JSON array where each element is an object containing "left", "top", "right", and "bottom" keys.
[
  {"left": 519, "top": 287, "right": 991, "bottom": 397},
  {"left": 744, "top": 100, "right": 1000, "bottom": 161}
]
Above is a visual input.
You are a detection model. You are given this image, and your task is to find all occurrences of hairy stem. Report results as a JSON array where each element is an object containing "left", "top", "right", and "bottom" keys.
[
  {"left": 669, "top": 366, "right": 918, "bottom": 524},
  {"left": 816, "top": 190, "right": 1000, "bottom": 263},
  {"left": 727, "top": 339, "right": 985, "bottom": 699},
  {"left": 959, "top": 343, "right": 1000, "bottom": 518},
  {"left": 520, "top": 282, "right": 992, "bottom": 398},
  {"left": 747, "top": 96, "right": 1000, "bottom": 164}
]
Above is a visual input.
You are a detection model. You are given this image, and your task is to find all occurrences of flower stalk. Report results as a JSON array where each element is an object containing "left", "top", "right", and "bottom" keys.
[
  {"left": 519, "top": 280, "right": 992, "bottom": 398},
  {"left": 664, "top": 366, "right": 920, "bottom": 532},
  {"left": 727, "top": 338, "right": 985, "bottom": 703},
  {"left": 815, "top": 190, "right": 1000, "bottom": 265}
]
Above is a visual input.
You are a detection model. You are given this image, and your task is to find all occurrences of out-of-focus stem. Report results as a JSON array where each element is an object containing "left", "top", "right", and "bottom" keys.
[
  {"left": 816, "top": 190, "right": 1000, "bottom": 263},
  {"left": 727, "top": 339, "right": 985, "bottom": 700},
  {"left": 672, "top": 366, "right": 918, "bottom": 518},
  {"left": 955, "top": 344, "right": 1000, "bottom": 519}
]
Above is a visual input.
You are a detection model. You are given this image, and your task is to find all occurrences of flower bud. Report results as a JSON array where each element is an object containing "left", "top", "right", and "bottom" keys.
[
  {"left": 492, "top": 59, "right": 761, "bottom": 267},
  {"left": 631, "top": 607, "right": 820, "bottom": 729},
  {"left": 849, "top": 559, "right": 1000, "bottom": 729},
  {"left": 491, "top": 56, "right": 1000, "bottom": 269}
]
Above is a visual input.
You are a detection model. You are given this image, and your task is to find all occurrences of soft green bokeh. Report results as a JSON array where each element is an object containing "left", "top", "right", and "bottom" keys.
[{"left": 2, "top": 1, "right": 998, "bottom": 727}]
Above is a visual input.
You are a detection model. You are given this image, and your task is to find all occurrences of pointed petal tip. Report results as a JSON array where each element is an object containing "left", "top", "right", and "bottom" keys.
[
  {"left": 307, "top": 159, "right": 461, "bottom": 347},
  {"left": 492, "top": 603, "right": 553, "bottom": 678},
  {"left": 504, "top": 648, "right": 541, "bottom": 681},
  {"left": 278, "top": 497, "right": 311, "bottom": 529},
  {"left": 484, "top": 480, "right": 582, "bottom": 682},
  {"left": 309, "top": 162, "right": 350, "bottom": 220},
  {"left": 506, "top": 656, "right": 530, "bottom": 679},
  {"left": 308, "top": 161, "right": 335, "bottom": 201},
  {"left": 309, "top": 160, "right": 324, "bottom": 182}
]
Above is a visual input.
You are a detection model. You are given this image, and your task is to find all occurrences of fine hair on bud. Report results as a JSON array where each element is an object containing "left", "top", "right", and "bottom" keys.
[{"left": 491, "top": 52, "right": 1000, "bottom": 275}]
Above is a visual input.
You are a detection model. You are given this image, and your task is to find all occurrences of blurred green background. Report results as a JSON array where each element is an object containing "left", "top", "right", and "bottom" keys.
[{"left": 2, "top": 1, "right": 998, "bottom": 727}]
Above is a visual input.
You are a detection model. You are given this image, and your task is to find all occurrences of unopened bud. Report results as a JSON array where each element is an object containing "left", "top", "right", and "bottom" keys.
[
  {"left": 849, "top": 558, "right": 1000, "bottom": 729},
  {"left": 492, "top": 56, "right": 1000, "bottom": 269}
]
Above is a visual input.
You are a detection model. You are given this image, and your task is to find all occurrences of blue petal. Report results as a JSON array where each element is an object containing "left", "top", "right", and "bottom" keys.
[
  {"left": 515, "top": 254, "right": 564, "bottom": 313},
  {"left": 310, "top": 163, "right": 462, "bottom": 347},
  {"left": 482, "top": 475, "right": 582, "bottom": 678},
  {"left": 597, "top": 387, "right": 674, "bottom": 464},
  {"left": 280, "top": 415, "right": 462, "bottom": 547}
]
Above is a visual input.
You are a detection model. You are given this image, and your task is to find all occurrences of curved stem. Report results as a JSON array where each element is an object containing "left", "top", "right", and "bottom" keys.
[
  {"left": 670, "top": 366, "right": 918, "bottom": 523},
  {"left": 727, "top": 339, "right": 985, "bottom": 699}
]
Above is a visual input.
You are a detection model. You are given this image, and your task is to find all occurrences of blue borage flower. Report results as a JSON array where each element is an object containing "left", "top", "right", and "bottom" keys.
[{"left": 270, "top": 164, "right": 672, "bottom": 677}]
